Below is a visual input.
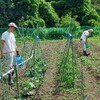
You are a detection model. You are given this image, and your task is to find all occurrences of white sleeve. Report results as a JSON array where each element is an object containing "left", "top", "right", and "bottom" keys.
[
  {"left": 14, "top": 35, "right": 16, "bottom": 42},
  {"left": 85, "top": 31, "right": 89, "bottom": 36},
  {"left": 1, "top": 33, "right": 6, "bottom": 40},
  {"left": 12, "top": 34, "right": 16, "bottom": 42}
]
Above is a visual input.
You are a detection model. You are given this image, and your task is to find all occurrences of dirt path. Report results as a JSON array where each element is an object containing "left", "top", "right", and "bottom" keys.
[
  {"left": 35, "top": 41, "right": 65, "bottom": 100},
  {"left": 83, "top": 66, "right": 100, "bottom": 100}
]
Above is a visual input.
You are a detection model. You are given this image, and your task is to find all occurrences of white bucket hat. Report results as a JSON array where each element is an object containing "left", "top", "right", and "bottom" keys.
[
  {"left": 8, "top": 22, "right": 18, "bottom": 28},
  {"left": 89, "top": 29, "right": 93, "bottom": 32}
]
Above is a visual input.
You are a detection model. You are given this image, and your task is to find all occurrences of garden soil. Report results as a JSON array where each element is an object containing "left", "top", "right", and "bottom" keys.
[
  {"left": 0, "top": 40, "right": 99, "bottom": 100},
  {"left": 34, "top": 40, "right": 100, "bottom": 100}
]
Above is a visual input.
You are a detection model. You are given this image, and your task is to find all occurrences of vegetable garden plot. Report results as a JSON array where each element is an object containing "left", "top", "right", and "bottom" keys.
[
  {"left": 58, "top": 34, "right": 92, "bottom": 99},
  {"left": 0, "top": 29, "right": 47, "bottom": 100},
  {"left": 0, "top": 27, "right": 100, "bottom": 100},
  {"left": 58, "top": 34, "right": 79, "bottom": 88}
]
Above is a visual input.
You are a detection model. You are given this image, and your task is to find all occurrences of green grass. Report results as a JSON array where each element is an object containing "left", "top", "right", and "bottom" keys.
[{"left": 89, "top": 35, "right": 100, "bottom": 46}]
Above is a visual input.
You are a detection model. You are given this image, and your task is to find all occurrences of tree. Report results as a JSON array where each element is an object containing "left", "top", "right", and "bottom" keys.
[
  {"left": 0, "top": 0, "right": 100, "bottom": 27},
  {"left": 0, "top": 0, "right": 14, "bottom": 27},
  {"left": 52, "top": 0, "right": 100, "bottom": 26},
  {"left": 75, "top": 0, "right": 100, "bottom": 26},
  {"left": 39, "top": 0, "right": 59, "bottom": 27}
]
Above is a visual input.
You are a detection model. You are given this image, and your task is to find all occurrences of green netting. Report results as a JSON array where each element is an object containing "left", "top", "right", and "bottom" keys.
[
  {"left": 58, "top": 33, "right": 88, "bottom": 99},
  {"left": 58, "top": 33, "right": 80, "bottom": 88},
  {"left": 0, "top": 26, "right": 100, "bottom": 41}
]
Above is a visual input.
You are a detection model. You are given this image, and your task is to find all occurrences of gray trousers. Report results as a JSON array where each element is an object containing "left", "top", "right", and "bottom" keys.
[
  {"left": 80, "top": 40, "right": 86, "bottom": 51},
  {"left": 4, "top": 52, "right": 15, "bottom": 70}
]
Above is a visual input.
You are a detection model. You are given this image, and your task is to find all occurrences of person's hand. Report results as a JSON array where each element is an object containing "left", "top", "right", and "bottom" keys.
[
  {"left": 16, "top": 50, "right": 20, "bottom": 55},
  {"left": 0, "top": 54, "right": 1, "bottom": 59},
  {"left": 0, "top": 53, "right": 3, "bottom": 59},
  {"left": 85, "top": 41, "right": 88, "bottom": 43}
]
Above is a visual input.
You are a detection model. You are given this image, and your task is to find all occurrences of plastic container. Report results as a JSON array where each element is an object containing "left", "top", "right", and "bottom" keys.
[
  {"left": 85, "top": 42, "right": 90, "bottom": 48},
  {"left": 15, "top": 55, "right": 24, "bottom": 67}
]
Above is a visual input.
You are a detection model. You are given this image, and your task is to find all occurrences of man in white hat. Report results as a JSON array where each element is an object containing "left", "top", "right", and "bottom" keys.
[
  {"left": 80, "top": 29, "right": 93, "bottom": 56},
  {"left": 1, "top": 22, "right": 18, "bottom": 85}
]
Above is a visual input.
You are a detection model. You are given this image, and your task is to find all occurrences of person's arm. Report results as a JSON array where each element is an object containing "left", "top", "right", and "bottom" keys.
[
  {"left": 86, "top": 36, "right": 88, "bottom": 43},
  {"left": 1, "top": 40, "right": 5, "bottom": 57},
  {"left": 85, "top": 31, "right": 89, "bottom": 43},
  {"left": 15, "top": 43, "right": 18, "bottom": 51},
  {"left": 15, "top": 43, "right": 20, "bottom": 55},
  {"left": 13, "top": 34, "right": 19, "bottom": 54}
]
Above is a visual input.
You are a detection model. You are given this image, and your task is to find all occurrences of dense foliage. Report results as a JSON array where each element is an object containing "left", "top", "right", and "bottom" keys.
[{"left": 0, "top": 0, "right": 100, "bottom": 27}]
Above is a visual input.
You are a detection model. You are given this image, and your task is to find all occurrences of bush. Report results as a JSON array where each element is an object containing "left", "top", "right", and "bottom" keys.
[
  {"left": 93, "top": 26, "right": 100, "bottom": 36},
  {"left": 39, "top": 1, "right": 59, "bottom": 27},
  {"left": 46, "top": 28, "right": 66, "bottom": 40},
  {"left": 0, "top": 26, "right": 100, "bottom": 41},
  {"left": 33, "top": 28, "right": 48, "bottom": 40},
  {"left": 33, "top": 28, "right": 67, "bottom": 40}
]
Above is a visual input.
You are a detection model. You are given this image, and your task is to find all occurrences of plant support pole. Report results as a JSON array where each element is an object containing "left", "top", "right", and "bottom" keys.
[{"left": 15, "top": 65, "right": 20, "bottom": 98}]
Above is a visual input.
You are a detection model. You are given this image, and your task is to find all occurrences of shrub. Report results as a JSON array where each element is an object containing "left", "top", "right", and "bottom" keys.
[{"left": 46, "top": 28, "right": 66, "bottom": 40}]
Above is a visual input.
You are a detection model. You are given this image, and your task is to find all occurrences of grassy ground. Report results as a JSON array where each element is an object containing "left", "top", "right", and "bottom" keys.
[{"left": 89, "top": 35, "right": 100, "bottom": 46}]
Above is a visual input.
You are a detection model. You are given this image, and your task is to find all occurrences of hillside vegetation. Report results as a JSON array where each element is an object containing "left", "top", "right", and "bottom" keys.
[{"left": 0, "top": 0, "right": 100, "bottom": 27}]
